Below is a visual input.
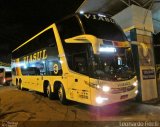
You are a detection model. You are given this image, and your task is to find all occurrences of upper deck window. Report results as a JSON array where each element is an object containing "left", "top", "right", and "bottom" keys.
[
  {"left": 57, "top": 16, "right": 83, "bottom": 39},
  {"left": 0, "top": 68, "right": 4, "bottom": 73},
  {"left": 5, "top": 72, "right": 12, "bottom": 77},
  {"left": 79, "top": 13, "right": 127, "bottom": 41}
]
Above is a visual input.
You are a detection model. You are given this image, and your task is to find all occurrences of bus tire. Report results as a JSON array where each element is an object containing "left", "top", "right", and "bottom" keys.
[
  {"left": 17, "top": 80, "right": 22, "bottom": 90},
  {"left": 58, "top": 84, "right": 68, "bottom": 105},
  {"left": 16, "top": 79, "right": 19, "bottom": 89},
  {"left": 46, "top": 85, "right": 54, "bottom": 100},
  {"left": 157, "top": 69, "right": 160, "bottom": 78}
]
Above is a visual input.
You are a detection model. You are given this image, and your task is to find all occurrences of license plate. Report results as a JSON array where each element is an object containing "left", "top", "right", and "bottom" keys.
[{"left": 120, "top": 94, "right": 128, "bottom": 99}]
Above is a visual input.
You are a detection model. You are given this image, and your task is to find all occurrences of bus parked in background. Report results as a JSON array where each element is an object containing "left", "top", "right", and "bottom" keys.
[
  {"left": 0, "top": 68, "right": 12, "bottom": 85},
  {"left": 11, "top": 13, "right": 138, "bottom": 106}
]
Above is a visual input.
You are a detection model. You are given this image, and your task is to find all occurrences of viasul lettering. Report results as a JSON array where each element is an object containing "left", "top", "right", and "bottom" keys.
[
  {"left": 23, "top": 49, "right": 47, "bottom": 63},
  {"left": 84, "top": 14, "right": 115, "bottom": 23}
]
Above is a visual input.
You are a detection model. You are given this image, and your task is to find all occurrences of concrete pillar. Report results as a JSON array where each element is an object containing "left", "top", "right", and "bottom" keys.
[{"left": 113, "top": 5, "right": 158, "bottom": 101}]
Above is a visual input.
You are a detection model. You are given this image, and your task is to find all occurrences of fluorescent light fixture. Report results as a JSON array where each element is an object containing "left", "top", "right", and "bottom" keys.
[
  {"left": 17, "top": 63, "right": 26, "bottom": 67},
  {"left": 31, "top": 64, "right": 35, "bottom": 67},
  {"left": 80, "top": 11, "right": 84, "bottom": 14},
  {"left": 0, "top": 66, "right": 11, "bottom": 71},
  {"left": 98, "top": 14, "right": 106, "bottom": 17},
  {"left": 23, "top": 65, "right": 27, "bottom": 69},
  {"left": 100, "top": 47, "right": 116, "bottom": 52}
]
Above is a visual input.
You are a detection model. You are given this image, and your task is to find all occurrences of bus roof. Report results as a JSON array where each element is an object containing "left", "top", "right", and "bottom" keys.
[{"left": 12, "top": 13, "right": 114, "bottom": 53}]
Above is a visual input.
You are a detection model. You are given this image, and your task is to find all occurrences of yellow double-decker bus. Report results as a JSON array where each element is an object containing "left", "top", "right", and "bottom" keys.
[{"left": 11, "top": 13, "right": 138, "bottom": 106}]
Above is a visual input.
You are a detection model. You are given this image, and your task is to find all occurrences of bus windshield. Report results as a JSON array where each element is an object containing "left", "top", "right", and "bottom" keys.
[
  {"left": 91, "top": 47, "right": 135, "bottom": 81},
  {"left": 79, "top": 14, "right": 127, "bottom": 42},
  {"left": 57, "top": 14, "right": 135, "bottom": 80}
]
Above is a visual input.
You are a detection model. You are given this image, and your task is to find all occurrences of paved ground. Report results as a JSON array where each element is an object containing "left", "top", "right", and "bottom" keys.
[
  {"left": 157, "top": 79, "right": 160, "bottom": 98},
  {"left": 0, "top": 86, "right": 160, "bottom": 127}
]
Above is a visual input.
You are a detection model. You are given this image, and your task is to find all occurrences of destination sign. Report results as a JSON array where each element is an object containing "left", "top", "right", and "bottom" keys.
[{"left": 83, "top": 14, "right": 116, "bottom": 23}]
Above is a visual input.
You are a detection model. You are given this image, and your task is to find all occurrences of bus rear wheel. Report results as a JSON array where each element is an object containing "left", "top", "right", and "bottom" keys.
[
  {"left": 58, "top": 84, "right": 68, "bottom": 105},
  {"left": 17, "top": 81, "right": 22, "bottom": 90},
  {"left": 46, "top": 85, "right": 54, "bottom": 100}
]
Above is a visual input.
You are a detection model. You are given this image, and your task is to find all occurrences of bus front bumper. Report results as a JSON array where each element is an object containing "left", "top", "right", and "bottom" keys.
[{"left": 92, "top": 88, "right": 138, "bottom": 106}]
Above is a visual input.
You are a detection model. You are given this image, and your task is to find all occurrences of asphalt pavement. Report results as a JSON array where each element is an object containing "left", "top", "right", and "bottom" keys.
[{"left": 0, "top": 86, "right": 160, "bottom": 127}]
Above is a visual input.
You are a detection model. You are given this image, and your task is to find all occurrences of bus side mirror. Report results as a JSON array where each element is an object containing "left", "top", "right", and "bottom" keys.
[
  {"left": 131, "top": 41, "right": 149, "bottom": 58},
  {"left": 65, "top": 34, "right": 100, "bottom": 54}
]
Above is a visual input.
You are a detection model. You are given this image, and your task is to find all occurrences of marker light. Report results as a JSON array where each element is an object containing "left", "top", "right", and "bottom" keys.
[
  {"left": 99, "top": 47, "right": 116, "bottom": 52},
  {"left": 96, "top": 96, "right": 108, "bottom": 104},
  {"left": 96, "top": 85, "right": 100, "bottom": 89},
  {"left": 135, "top": 90, "right": 138, "bottom": 94},
  {"left": 80, "top": 11, "right": 84, "bottom": 14},
  {"left": 133, "top": 80, "right": 138, "bottom": 87},
  {"left": 60, "top": 60, "right": 63, "bottom": 64},
  {"left": 102, "top": 86, "right": 110, "bottom": 92},
  {"left": 98, "top": 14, "right": 106, "bottom": 17}
]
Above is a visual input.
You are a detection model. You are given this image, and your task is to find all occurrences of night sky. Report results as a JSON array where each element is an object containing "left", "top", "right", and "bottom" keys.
[{"left": 0, "top": 0, "right": 84, "bottom": 62}]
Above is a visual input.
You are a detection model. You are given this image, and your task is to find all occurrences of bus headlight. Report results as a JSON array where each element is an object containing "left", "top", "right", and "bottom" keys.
[
  {"left": 96, "top": 96, "right": 108, "bottom": 104},
  {"left": 96, "top": 85, "right": 110, "bottom": 92},
  {"left": 90, "top": 83, "right": 110, "bottom": 92},
  {"left": 133, "top": 80, "right": 138, "bottom": 87},
  {"left": 102, "top": 86, "right": 110, "bottom": 92}
]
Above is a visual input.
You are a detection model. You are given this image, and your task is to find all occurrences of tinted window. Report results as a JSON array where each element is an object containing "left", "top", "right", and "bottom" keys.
[
  {"left": 0, "top": 68, "right": 4, "bottom": 73},
  {"left": 57, "top": 16, "right": 83, "bottom": 39},
  {"left": 13, "top": 29, "right": 62, "bottom": 76},
  {"left": 79, "top": 14, "right": 127, "bottom": 41},
  {"left": 12, "top": 29, "right": 57, "bottom": 59},
  {"left": 57, "top": 16, "right": 93, "bottom": 75},
  {"left": 154, "top": 47, "right": 160, "bottom": 64},
  {"left": 12, "top": 68, "right": 16, "bottom": 76},
  {"left": 5, "top": 72, "right": 11, "bottom": 77},
  {"left": 21, "top": 67, "right": 40, "bottom": 76},
  {"left": 59, "top": 43, "right": 90, "bottom": 74}
]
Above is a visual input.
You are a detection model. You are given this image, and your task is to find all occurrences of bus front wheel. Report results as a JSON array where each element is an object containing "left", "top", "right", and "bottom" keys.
[{"left": 58, "top": 84, "right": 68, "bottom": 105}]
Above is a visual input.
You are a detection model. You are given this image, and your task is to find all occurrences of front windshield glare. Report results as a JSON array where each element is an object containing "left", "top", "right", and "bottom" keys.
[{"left": 91, "top": 47, "right": 135, "bottom": 81}]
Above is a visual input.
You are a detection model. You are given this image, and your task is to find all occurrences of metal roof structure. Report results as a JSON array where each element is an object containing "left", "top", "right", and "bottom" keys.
[{"left": 77, "top": 0, "right": 160, "bottom": 33}]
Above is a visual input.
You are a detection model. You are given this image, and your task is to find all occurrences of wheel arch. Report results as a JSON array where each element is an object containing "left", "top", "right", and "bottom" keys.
[{"left": 53, "top": 81, "right": 62, "bottom": 93}]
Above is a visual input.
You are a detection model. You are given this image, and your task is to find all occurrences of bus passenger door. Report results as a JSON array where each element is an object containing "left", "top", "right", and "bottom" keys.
[
  {"left": 27, "top": 67, "right": 41, "bottom": 91},
  {"left": 67, "top": 53, "right": 91, "bottom": 104},
  {"left": 74, "top": 74, "right": 91, "bottom": 104}
]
